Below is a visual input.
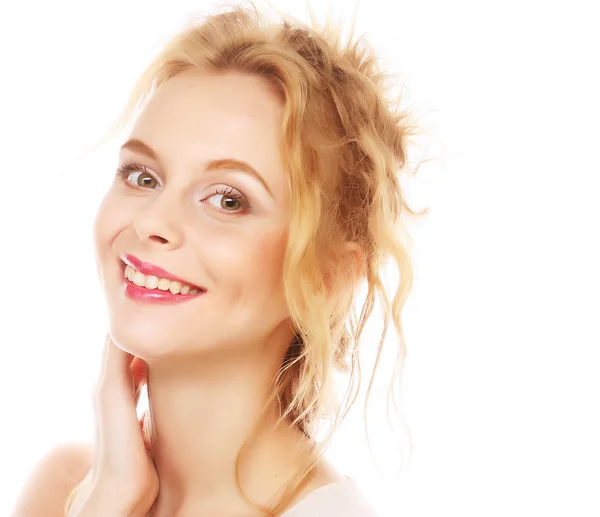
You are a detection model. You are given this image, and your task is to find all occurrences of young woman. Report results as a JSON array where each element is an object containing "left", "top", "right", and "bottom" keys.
[{"left": 12, "top": 2, "right": 425, "bottom": 516}]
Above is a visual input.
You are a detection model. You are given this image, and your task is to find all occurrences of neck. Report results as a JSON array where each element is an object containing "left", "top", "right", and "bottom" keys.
[{"left": 144, "top": 341, "right": 316, "bottom": 516}]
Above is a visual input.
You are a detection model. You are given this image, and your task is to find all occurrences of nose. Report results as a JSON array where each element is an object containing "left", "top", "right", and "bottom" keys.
[{"left": 133, "top": 190, "right": 185, "bottom": 249}]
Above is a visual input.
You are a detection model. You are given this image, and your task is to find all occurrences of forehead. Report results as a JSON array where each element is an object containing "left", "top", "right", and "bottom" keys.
[
  {"left": 135, "top": 69, "right": 283, "bottom": 136},
  {"left": 128, "top": 69, "right": 286, "bottom": 196}
]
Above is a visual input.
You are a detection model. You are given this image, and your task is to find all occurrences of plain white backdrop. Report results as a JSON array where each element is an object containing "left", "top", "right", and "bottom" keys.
[{"left": 1, "top": 0, "right": 598, "bottom": 515}]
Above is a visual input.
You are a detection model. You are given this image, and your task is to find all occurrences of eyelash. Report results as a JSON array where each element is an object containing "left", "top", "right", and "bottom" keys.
[{"left": 115, "top": 161, "right": 251, "bottom": 214}]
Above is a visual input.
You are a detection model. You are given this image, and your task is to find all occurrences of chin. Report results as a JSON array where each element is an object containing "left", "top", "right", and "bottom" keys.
[{"left": 107, "top": 319, "right": 181, "bottom": 360}]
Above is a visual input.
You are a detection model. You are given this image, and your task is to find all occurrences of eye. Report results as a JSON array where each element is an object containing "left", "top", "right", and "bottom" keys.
[
  {"left": 116, "top": 162, "right": 160, "bottom": 189},
  {"left": 116, "top": 162, "right": 251, "bottom": 215},
  {"left": 205, "top": 186, "right": 251, "bottom": 214}
]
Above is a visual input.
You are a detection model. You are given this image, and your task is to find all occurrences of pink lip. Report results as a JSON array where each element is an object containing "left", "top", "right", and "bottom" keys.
[
  {"left": 122, "top": 277, "right": 206, "bottom": 304},
  {"left": 120, "top": 253, "right": 205, "bottom": 291}
]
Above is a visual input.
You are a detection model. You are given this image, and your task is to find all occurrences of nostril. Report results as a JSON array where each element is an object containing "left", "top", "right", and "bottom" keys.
[{"left": 150, "top": 235, "right": 169, "bottom": 244}]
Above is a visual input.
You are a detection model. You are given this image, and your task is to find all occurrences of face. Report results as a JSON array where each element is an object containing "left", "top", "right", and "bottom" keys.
[{"left": 93, "top": 69, "right": 294, "bottom": 362}]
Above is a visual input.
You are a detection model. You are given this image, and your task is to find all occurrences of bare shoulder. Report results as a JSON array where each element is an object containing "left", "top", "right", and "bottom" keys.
[
  {"left": 312, "top": 458, "right": 347, "bottom": 485},
  {"left": 11, "top": 441, "right": 94, "bottom": 517}
]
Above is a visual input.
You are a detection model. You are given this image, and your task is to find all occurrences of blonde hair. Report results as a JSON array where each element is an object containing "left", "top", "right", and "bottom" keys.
[{"left": 65, "top": 2, "right": 429, "bottom": 515}]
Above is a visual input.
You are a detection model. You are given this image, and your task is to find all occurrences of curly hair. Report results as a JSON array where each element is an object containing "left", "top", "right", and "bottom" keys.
[{"left": 65, "top": 2, "right": 429, "bottom": 515}]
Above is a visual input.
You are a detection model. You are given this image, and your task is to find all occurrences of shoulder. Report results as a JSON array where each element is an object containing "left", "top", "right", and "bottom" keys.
[
  {"left": 311, "top": 458, "right": 348, "bottom": 485},
  {"left": 283, "top": 474, "right": 380, "bottom": 517},
  {"left": 11, "top": 441, "right": 94, "bottom": 517}
]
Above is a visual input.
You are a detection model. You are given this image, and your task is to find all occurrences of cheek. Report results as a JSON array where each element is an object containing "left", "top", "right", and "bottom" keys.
[
  {"left": 219, "top": 228, "right": 287, "bottom": 300},
  {"left": 93, "top": 190, "right": 129, "bottom": 261},
  {"left": 250, "top": 229, "right": 287, "bottom": 294}
]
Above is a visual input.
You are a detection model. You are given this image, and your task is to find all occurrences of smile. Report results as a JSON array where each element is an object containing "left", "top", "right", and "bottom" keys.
[
  {"left": 124, "top": 265, "right": 202, "bottom": 295},
  {"left": 120, "top": 253, "right": 206, "bottom": 304}
]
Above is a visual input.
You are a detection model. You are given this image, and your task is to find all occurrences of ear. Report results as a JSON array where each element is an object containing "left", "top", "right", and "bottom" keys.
[
  {"left": 342, "top": 241, "right": 366, "bottom": 281},
  {"left": 323, "top": 242, "right": 366, "bottom": 296}
]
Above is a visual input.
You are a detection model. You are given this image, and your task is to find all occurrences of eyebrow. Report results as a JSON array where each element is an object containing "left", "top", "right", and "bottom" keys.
[{"left": 120, "top": 138, "right": 274, "bottom": 199}]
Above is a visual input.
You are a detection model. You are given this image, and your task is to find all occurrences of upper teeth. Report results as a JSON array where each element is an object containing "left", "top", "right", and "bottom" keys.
[{"left": 125, "top": 265, "right": 200, "bottom": 295}]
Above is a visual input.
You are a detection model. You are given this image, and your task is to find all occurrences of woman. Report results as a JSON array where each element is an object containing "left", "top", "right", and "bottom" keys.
[{"left": 12, "top": 2, "right": 425, "bottom": 516}]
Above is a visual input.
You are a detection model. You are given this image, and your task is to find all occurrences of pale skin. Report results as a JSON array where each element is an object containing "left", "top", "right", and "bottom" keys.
[{"left": 93, "top": 69, "right": 354, "bottom": 516}]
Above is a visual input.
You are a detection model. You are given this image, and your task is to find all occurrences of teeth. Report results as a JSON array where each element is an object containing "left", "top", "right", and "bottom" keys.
[
  {"left": 144, "top": 275, "right": 159, "bottom": 290},
  {"left": 157, "top": 278, "right": 170, "bottom": 291},
  {"left": 124, "top": 265, "right": 201, "bottom": 295},
  {"left": 133, "top": 271, "right": 146, "bottom": 287}
]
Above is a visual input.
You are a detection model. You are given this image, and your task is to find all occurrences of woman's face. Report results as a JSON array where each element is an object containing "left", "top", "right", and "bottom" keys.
[{"left": 93, "top": 69, "right": 294, "bottom": 361}]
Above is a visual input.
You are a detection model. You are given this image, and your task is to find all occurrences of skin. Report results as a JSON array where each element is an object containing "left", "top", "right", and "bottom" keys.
[{"left": 93, "top": 69, "right": 349, "bottom": 516}]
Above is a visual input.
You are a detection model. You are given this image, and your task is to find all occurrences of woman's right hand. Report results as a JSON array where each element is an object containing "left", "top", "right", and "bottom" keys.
[{"left": 67, "top": 333, "right": 159, "bottom": 517}]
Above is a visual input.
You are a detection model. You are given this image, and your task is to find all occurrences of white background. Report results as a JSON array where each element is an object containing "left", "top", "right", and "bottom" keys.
[{"left": 1, "top": 0, "right": 598, "bottom": 516}]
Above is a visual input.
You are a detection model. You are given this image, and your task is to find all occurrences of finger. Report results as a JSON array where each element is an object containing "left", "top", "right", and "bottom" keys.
[
  {"left": 103, "top": 335, "right": 134, "bottom": 385},
  {"left": 95, "top": 335, "right": 136, "bottom": 412},
  {"left": 130, "top": 356, "right": 147, "bottom": 387},
  {"left": 95, "top": 337, "right": 142, "bottom": 450}
]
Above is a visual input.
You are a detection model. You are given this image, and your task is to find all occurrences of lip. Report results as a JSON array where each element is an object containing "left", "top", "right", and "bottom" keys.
[
  {"left": 122, "top": 277, "right": 206, "bottom": 304},
  {"left": 120, "top": 253, "right": 206, "bottom": 291}
]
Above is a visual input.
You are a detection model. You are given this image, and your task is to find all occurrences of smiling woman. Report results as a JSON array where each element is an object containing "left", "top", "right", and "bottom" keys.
[{"left": 11, "top": 2, "right": 427, "bottom": 517}]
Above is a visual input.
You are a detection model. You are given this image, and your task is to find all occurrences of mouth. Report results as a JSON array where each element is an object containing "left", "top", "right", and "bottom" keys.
[{"left": 119, "top": 253, "right": 207, "bottom": 295}]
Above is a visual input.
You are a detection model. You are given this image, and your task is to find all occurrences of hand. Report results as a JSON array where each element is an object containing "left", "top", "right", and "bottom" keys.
[{"left": 67, "top": 333, "right": 159, "bottom": 517}]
